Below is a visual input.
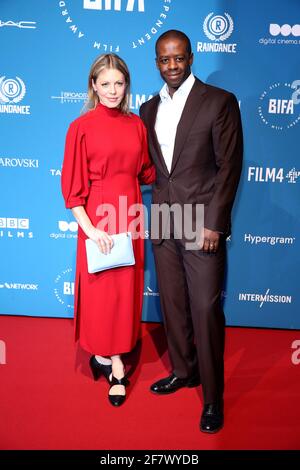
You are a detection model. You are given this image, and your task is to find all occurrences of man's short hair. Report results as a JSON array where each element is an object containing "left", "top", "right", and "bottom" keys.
[{"left": 155, "top": 30, "right": 192, "bottom": 57}]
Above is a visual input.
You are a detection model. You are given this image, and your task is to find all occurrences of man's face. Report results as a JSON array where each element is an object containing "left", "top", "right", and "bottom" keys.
[{"left": 156, "top": 37, "right": 193, "bottom": 93}]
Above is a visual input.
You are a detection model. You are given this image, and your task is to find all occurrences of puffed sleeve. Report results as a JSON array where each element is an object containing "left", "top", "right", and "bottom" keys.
[
  {"left": 61, "top": 120, "right": 89, "bottom": 209},
  {"left": 138, "top": 121, "right": 156, "bottom": 185}
]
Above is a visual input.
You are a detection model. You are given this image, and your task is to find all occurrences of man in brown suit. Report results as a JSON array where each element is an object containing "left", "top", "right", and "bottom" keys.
[{"left": 140, "top": 30, "right": 243, "bottom": 433}]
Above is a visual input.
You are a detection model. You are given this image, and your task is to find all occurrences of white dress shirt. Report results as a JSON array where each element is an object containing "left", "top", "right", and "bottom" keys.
[{"left": 155, "top": 73, "right": 195, "bottom": 173}]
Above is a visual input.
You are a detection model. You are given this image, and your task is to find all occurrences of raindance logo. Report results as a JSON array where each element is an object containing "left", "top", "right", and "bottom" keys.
[
  {"left": 54, "top": 268, "right": 74, "bottom": 311},
  {"left": 58, "top": 0, "right": 173, "bottom": 52},
  {"left": 0, "top": 76, "right": 30, "bottom": 114},
  {"left": 197, "top": 12, "right": 237, "bottom": 54},
  {"left": 239, "top": 289, "right": 292, "bottom": 308},
  {"left": 258, "top": 81, "right": 300, "bottom": 130}
]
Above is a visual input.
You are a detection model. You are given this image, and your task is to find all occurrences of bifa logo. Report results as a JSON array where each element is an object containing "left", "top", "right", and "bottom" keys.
[
  {"left": 291, "top": 340, "right": 300, "bottom": 365},
  {"left": 58, "top": 0, "right": 172, "bottom": 52},
  {"left": 247, "top": 166, "right": 300, "bottom": 184},
  {"left": 54, "top": 268, "right": 74, "bottom": 311},
  {"left": 0, "top": 76, "right": 31, "bottom": 115},
  {"left": 0, "top": 340, "right": 6, "bottom": 365},
  {"left": 258, "top": 81, "right": 300, "bottom": 130},
  {"left": 83, "top": 0, "right": 145, "bottom": 12}
]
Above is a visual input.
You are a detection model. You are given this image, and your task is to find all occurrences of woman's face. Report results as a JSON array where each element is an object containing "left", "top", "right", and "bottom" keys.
[{"left": 93, "top": 68, "right": 126, "bottom": 108}]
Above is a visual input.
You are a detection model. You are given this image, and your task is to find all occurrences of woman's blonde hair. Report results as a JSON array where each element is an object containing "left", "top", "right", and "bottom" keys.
[{"left": 85, "top": 53, "right": 131, "bottom": 114}]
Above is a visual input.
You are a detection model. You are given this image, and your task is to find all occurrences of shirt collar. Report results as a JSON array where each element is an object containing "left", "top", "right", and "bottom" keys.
[{"left": 159, "top": 72, "right": 195, "bottom": 102}]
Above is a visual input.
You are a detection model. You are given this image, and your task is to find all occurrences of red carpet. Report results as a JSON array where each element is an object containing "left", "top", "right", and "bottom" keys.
[{"left": 0, "top": 315, "right": 299, "bottom": 450}]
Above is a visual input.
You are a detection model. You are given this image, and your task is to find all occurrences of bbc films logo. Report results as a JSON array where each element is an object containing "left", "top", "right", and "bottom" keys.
[
  {"left": 258, "top": 81, "right": 300, "bottom": 130},
  {"left": 244, "top": 233, "right": 296, "bottom": 246},
  {"left": 247, "top": 166, "right": 300, "bottom": 184},
  {"left": 197, "top": 12, "right": 237, "bottom": 54},
  {"left": 58, "top": 0, "right": 173, "bottom": 52},
  {"left": 0, "top": 20, "right": 36, "bottom": 29},
  {"left": 259, "top": 23, "right": 300, "bottom": 46},
  {"left": 54, "top": 268, "right": 74, "bottom": 310},
  {"left": 0, "top": 217, "right": 33, "bottom": 239},
  {"left": 0, "top": 157, "right": 39, "bottom": 169},
  {"left": 0, "top": 76, "right": 31, "bottom": 115},
  {"left": 49, "top": 221, "right": 78, "bottom": 240},
  {"left": 239, "top": 289, "right": 292, "bottom": 308}
]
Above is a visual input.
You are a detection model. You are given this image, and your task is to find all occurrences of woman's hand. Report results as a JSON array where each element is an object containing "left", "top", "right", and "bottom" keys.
[{"left": 87, "top": 227, "right": 113, "bottom": 255}]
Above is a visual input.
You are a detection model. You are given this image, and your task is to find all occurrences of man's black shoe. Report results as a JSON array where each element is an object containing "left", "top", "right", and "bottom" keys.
[
  {"left": 200, "top": 402, "right": 224, "bottom": 433},
  {"left": 150, "top": 373, "right": 201, "bottom": 395}
]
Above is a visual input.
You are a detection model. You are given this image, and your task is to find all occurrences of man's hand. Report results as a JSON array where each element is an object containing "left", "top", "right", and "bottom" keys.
[{"left": 199, "top": 228, "right": 220, "bottom": 253}]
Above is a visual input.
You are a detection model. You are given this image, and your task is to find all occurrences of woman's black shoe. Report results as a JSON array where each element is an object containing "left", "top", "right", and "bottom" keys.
[
  {"left": 108, "top": 375, "right": 130, "bottom": 407},
  {"left": 89, "top": 355, "right": 112, "bottom": 383}
]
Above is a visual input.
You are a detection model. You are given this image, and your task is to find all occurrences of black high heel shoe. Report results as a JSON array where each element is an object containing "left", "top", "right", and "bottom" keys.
[
  {"left": 108, "top": 375, "right": 130, "bottom": 407},
  {"left": 89, "top": 355, "right": 112, "bottom": 383}
]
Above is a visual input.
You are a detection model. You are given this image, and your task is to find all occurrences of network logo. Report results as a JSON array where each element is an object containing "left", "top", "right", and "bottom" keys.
[
  {"left": 144, "top": 286, "right": 159, "bottom": 297},
  {"left": 0, "top": 282, "right": 38, "bottom": 290},
  {"left": 58, "top": 0, "right": 172, "bottom": 52},
  {"left": 270, "top": 24, "right": 300, "bottom": 37}
]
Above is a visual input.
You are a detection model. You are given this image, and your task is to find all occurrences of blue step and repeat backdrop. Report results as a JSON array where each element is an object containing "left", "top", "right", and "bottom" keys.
[{"left": 1, "top": 0, "right": 299, "bottom": 328}]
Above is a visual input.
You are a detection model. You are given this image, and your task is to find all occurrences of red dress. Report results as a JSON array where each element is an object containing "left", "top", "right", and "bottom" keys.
[{"left": 61, "top": 103, "right": 155, "bottom": 356}]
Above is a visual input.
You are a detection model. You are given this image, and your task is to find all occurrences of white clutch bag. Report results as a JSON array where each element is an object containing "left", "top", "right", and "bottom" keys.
[{"left": 85, "top": 232, "right": 135, "bottom": 274}]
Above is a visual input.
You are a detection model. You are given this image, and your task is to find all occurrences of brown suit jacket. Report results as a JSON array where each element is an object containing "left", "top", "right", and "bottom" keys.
[{"left": 140, "top": 77, "right": 243, "bottom": 244}]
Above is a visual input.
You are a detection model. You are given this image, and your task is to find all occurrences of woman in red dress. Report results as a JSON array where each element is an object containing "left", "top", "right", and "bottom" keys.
[{"left": 61, "top": 54, "right": 155, "bottom": 406}]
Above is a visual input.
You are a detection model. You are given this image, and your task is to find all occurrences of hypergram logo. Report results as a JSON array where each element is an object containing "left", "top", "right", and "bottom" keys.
[
  {"left": 58, "top": 0, "right": 173, "bottom": 52},
  {"left": 239, "top": 289, "right": 292, "bottom": 308}
]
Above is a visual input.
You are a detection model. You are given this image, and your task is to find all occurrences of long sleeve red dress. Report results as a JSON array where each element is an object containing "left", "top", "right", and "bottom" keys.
[{"left": 61, "top": 103, "right": 155, "bottom": 356}]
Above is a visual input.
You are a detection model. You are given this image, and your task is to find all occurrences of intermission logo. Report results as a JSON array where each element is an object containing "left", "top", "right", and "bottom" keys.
[
  {"left": 0, "top": 217, "right": 33, "bottom": 239},
  {"left": 197, "top": 12, "right": 237, "bottom": 54},
  {"left": 247, "top": 166, "right": 300, "bottom": 184},
  {"left": 0, "top": 157, "right": 39, "bottom": 169},
  {"left": 50, "top": 221, "right": 78, "bottom": 240},
  {"left": 258, "top": 81, "right": 300, "bottom": 130},
  {"left": 244, "top": 233, "right": 295, "bottom": 246},
  {"left": 259, "top": 23, "right": 300, "bottom": 46},
  {"left": 58, "top": 0, "right": 172, "bottom": 52},
  {"left": 0, "top": 76, "right": 31, "bottom": 115},
  {"left": 0, "top": 20, "right": 36, "bottom": 29},
  {"left": 54, "top": 268, "right": 74, "bottom": 310},
  {"left": 239, "top": 288, "right": 292, "bottom": 308}
]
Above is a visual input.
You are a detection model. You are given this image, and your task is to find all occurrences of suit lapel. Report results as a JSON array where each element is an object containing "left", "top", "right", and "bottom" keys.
[
  {"left": 170, "top": 79, "right": 207, "bottom": 175},
  {"left": 146, "top": 95, "right": 169, "bottom": 176}
]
